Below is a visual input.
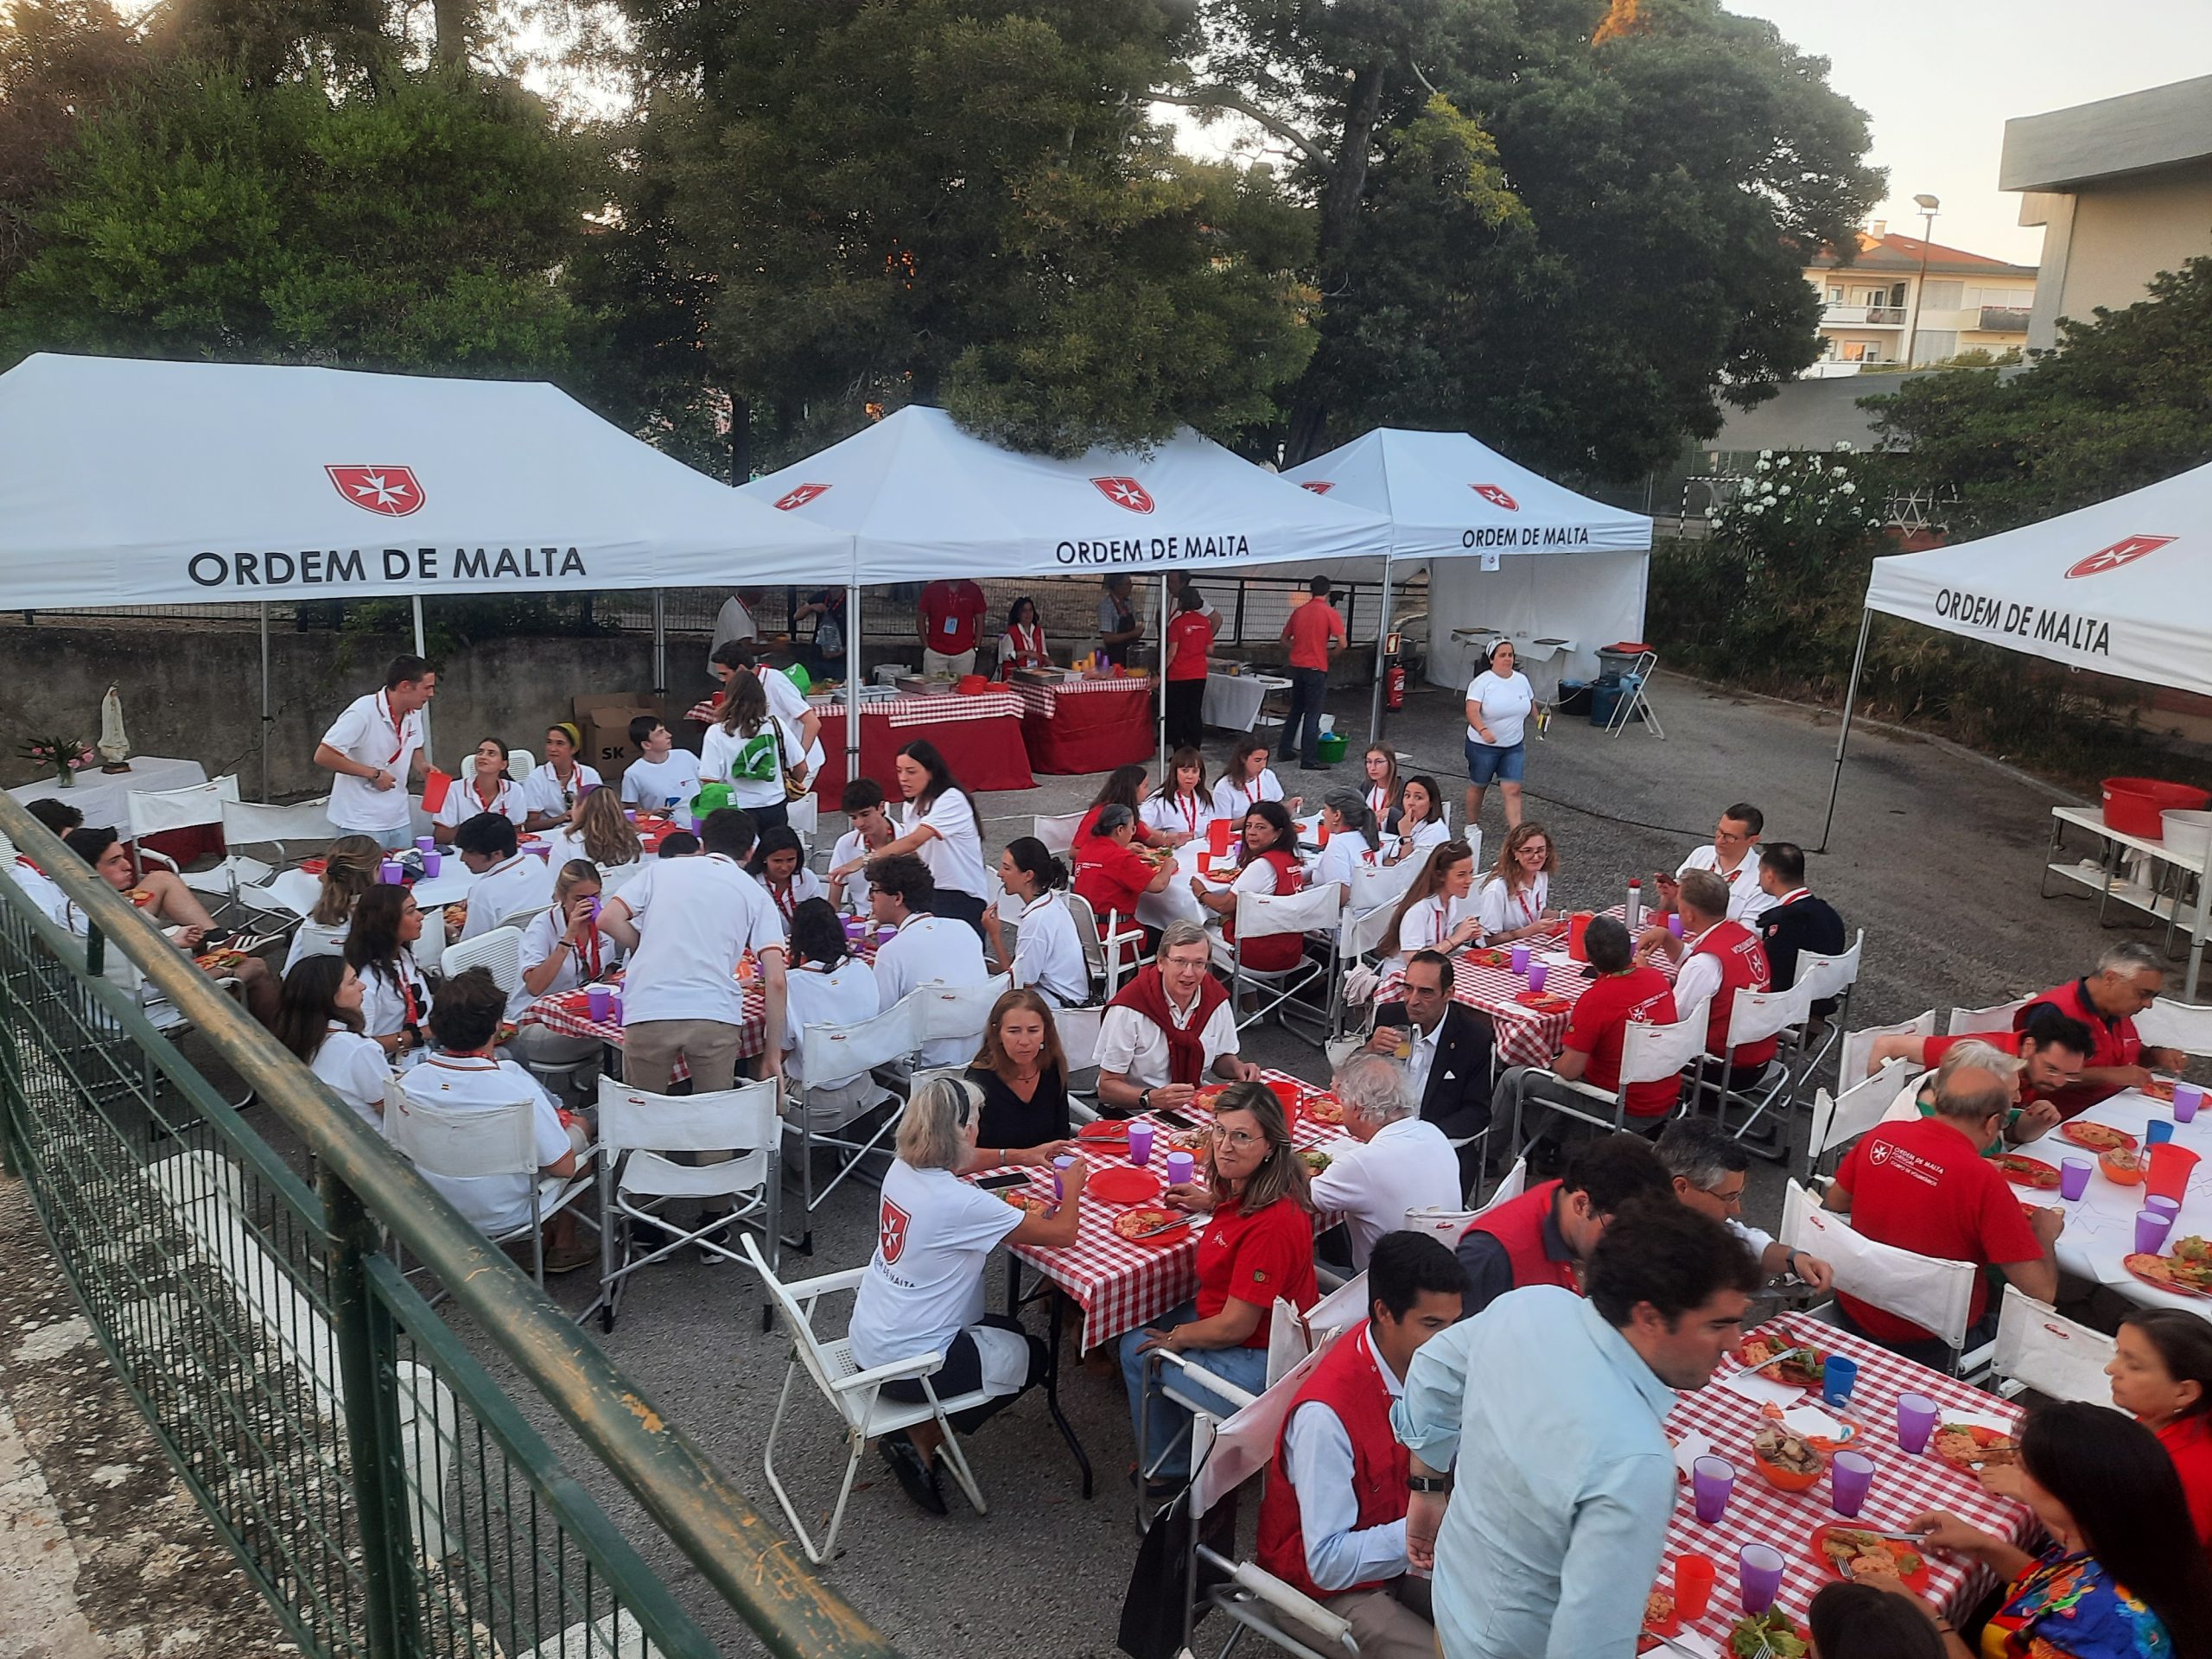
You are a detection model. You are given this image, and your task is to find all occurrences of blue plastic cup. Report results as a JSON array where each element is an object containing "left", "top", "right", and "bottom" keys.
[
  {"left": 2148, "top": 1120, "right": 2176, "bottom": 1146},
  {"left": 1822, "top": 1354, "right": 1859, "bottom": 1409}
]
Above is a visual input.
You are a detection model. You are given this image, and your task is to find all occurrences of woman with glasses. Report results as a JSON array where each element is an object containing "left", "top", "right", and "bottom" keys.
[
  {"left": 1118, "top": 1080, "right": 1317, "bottom": 1498},
  {"left": 344, "top": 882, "right": 431, "bottom": 1063},
  {"left": 1475, "top": 823, "right": 1558, "bottom": 946},
  {"left": 1463, "top": 639, "right": 1534, "bottom": 833},
  {"left": 848, "top": 1075, "right": 1085, "bottom": 1517}
]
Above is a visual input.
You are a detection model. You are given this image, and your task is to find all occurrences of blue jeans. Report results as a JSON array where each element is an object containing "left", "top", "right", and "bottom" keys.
[
  {"left": 1279, "top": 668, "right": 1330, "bottom": 766},
  {"left": 1464, "top": 735, "right": 1526, "bottom": 785},
  {"left": 1118, "top": 1300, "right": 1272, "bottom": 1481}
]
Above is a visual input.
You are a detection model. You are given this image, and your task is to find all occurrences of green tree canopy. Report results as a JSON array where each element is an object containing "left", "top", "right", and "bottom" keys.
[
  {"left": 610, "top": 0, "right": 1316, "bottom": 467},
  {"left": 1864, "top": 256, "right": 2212, "bottom": 534}
]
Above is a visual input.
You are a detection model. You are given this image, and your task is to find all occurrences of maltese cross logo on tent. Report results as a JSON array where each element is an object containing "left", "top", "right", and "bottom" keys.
[
  {"left": 326, "top": 465, "right": 424, "bottom": 517},
  {"left": 774, "top": 482, "right": 831, "bottom": 511},
  {"left": 2064, "top": 534, "right": 2172, "bottom": 579},
  {"left": 1300, "top": 481, "right": 1335, "bottom": 495},
  {"left": 1092, "top": 476, "right": 1155, "bottom": 514},
  {"left": 1471, "top": 483, "right": 1519, "bottom": 512}
]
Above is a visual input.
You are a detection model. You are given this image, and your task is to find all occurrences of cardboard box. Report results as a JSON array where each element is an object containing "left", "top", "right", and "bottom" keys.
[{"left": 572, "top": 693, "right": 658, "bottom": 777}]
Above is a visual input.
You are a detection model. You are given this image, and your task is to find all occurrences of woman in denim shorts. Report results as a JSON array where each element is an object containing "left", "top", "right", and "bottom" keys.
[{"left": 1463, "top": 640, "right": 1535, "bottom": 831}]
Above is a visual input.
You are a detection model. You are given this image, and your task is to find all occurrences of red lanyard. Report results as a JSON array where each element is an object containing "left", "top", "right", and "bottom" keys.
[
  {"left": 473, "top": 777, "right": 502, "bottom": 812},
  {"left": 1515, "top": 884, "right": 1540, "bottom": 927},
  {"left": 570, "top": 927, "right": 602, "bottom": 982},
  {"left": 15, "top": 855, "right": 40, "bottom": 874},
  {"left": 1177, "top": 794, "right": 1199, "bottom": 836},
  {"left": 1368, "top": 785, "right": 1389, "bottom": 819},
  {"left": 1243, "top": 777, "right": 1262, "bottom": 808},
  {"left": 397, "top": 965, "right": 421, "bottom": 1028},
  {"left": 376, "top": 691, "right": 408, "bottom": 766},
  {"left": 1428, "top": 899, "right": 1450, "bottom": 949},
  {"left": 772, "top": 880, "right": 798, "bottom": 921}
]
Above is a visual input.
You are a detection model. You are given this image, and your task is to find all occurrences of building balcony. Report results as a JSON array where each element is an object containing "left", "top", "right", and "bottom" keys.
[
  {"left": 1978, "top": 306, "right": 2032, "bottom": 333},
  {"left": 1822, "top": 303, "right": 1906, "bottom": 326}
]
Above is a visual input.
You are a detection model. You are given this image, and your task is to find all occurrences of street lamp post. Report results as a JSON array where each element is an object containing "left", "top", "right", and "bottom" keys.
[{"left": 1903, "top": 192, "right": 1940, "bottom": 368}]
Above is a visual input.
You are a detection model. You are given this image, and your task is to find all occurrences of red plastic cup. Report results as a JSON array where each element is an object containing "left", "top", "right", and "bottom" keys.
[
  {"left": 1208, "top": 818, "right": 1233, "bottom": 858},
  {"left": 1266, "top": 1078, "right": 1303, "bottom": 1116},
  {"left": 1674, "top": 1553, "right": 1716, "bottom": 1621}
]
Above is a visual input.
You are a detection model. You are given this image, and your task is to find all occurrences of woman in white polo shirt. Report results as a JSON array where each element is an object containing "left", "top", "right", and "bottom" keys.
[
  {"left": 274, "top": 956, "right": 391, "bottom": 1125},
  {"left": 830, "top": 740, "right": 991, "bottom": 937},
  {"left": 1314, "top": 790, "right": 1378, "bottom": 906},
  {"left": 988, "top": 838, "right": 1086, "bottom": 1008},
  {"left": 435, "top": 738, "right": 526, "bottom": 845},
  {"left": 520, "top": 723, "right": 603, "bottom": 831},
  {"left": 507, "top": 860, "right": 621, "bottom": 1099},
  {"left": 1475, "top": 821, "right": 1559, "bottom": 944},
  {"left": 1383, "top": 839, "right": 1484, "bottom": 975},
  {"left": 1382, "top": 774, "right": 1452, "bottom": 866},
  {"left": 848, "top": 1074, "right": 1082, "bottom": 1514},
  {"left": 344, "top": 883, "right": 433, "bottom": 1064}
]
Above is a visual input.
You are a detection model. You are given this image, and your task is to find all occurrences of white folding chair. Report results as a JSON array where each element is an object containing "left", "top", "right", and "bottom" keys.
[
  {"left": 1840, "top": 1010, "right": 1937, "bottom": 1088},
  {"left": 127, "top": 775, "right": 272, "bottom": 919},
  {"left": 440, "top": 924, "right": 524, "bottom": 992},
  {"left": 1948, "top": 997, "right": 2028, "bottom": 1038},
  {"left": 1064, "top": 891, "right": 1144, "bottom": 997},
  {"left": 1503, "top": 1014, "right": 1705, "bottom": 1179},
  {"left": 1139, "top": 1345, "right": 1265, "bottom": 1531},
  {"left": 221, "top": 794, "right": 339, "bottom": 928},
  {"left": 1057, "top": 1004, "right": 1107, "bottom": 1121},
  {"left": 916, "top": 973, "right": 1014, "bottom": 1066},
  {"left": 2136, "top": 997, "right": 2212, "bottom": 1057},
  {"left": 786, "top": 791, "right": 819, "bottom": 853},
  {"left": 1781, "top": 1180, "right": 1980, "bottom": 1371},
  {"left": 1222, "top": 881, "right": 1343, "bottom": 1044},
  {"left": 784, "top": 995, "right": 923, "bottom": 1251},
  {"left": 507, "top": 747, "right": 537, "bottom": 783},
  {"left": 1989, "top": 1284, "right": 2120, "bottom": 1406},
  {"left": 1789, "top": 929, "right": 1864, "bottom": 1086},
  {"left": 1700, "top": 981, "right": 1816, "bottom": 1154},
  {"left": 1804, "top": 1059, "right": 1916, "bottom": 1182},
  {"left": 587, "top": 1076, "right": 781, "bottom": 1334},
  {"left": 381, "top": 1078, "right": 595, "bottom": 1292},
  {"left": 1327, "top": 901, "right": 1400, "bottom": 1039},
  {"left": 740, "top": 1233, "right": 991, "bottom": 1565},
  {"left": 1032, "top": 810, "right": 1087, "bottom": 857},
  {"left": 493, "top": 902, "right": 552, "bottom": 934},
  {"left": 1343, "top": 856, "right": 1419, "bottom": 920}
]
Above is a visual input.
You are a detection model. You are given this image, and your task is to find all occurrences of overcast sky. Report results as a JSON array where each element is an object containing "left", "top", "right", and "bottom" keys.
[{"left": 1725, "top": 2, "right": 2212, "bottom": 266}]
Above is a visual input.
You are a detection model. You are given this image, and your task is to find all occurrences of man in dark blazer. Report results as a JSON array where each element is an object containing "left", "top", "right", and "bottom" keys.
[
  {"left": 1755, "top": 842, "right": 1847, "bottom": 1018},
  {"left": 1369, "top": 950, "right": 1496, "bottom": 1198}
]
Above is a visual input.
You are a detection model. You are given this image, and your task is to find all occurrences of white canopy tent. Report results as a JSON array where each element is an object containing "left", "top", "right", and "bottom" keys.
[
  {"left": 0, "top": 353, "right": 853, "bottom": 791},
  {"left": 1824, "top": 463, "right": 2212, "bottom": 989},
  {"left": 1281, "top": 428, "right": 1654, "bottom": 701}
]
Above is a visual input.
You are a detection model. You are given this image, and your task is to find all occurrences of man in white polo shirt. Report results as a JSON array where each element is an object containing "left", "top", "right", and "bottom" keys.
[
  {"left": 866, "top": 853, "right": 990, "bottom": 1067},
  {"left": 1307, "top": 1057, "right": 1461, "bottom": 1272},
  {"left": 447, "top": 813, "right": 554, "bottom": 944},
  {"left": 600, "top": 806, "right": 788, "bottom": 1091},
  {"left": 1096, "top": 918, "right": 1259, "bottom": 1115},
  {"left": 315, "top": 655, "right": 437, "bottom": 849},
  {"left": 1654, "top": 802, "right": 1774, "bottom": 928}
]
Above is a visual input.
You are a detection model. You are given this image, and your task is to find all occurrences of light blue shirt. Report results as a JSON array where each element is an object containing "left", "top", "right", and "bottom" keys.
[{"left": 1392, "top": 1287, "right": 1679, "bottom": 1659}]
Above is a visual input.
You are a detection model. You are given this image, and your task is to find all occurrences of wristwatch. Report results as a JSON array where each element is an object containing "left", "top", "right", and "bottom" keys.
[
  {"left": 1406, "top": 1473, "right": 1452, "bottom": 1494},
  {"left": 1138, "top": 1088, "right": 1153, "bottom": 1112}
]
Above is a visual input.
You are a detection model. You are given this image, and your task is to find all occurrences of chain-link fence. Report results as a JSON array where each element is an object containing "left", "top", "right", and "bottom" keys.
[{"left": 0, "top": 794, "right": 896, "bottom": 1659}]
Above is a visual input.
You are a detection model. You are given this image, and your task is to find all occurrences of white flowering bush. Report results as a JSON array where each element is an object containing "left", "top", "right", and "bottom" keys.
[{"left": 1708, "top": 448, "right": 1884, "bottom": 549}]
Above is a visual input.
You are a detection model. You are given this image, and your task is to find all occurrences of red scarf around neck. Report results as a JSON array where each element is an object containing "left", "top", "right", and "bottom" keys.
[{"left": 1109, "top": 963, "right": 1229, "bottom": 1087}]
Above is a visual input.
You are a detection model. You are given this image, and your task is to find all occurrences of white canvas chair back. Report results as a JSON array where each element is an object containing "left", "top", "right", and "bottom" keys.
[
  {"left": 1190, "top": 1327, "right": 1347, "bottom": 1520},
  {"left": 785, "top": 791, "right": 818, "bottom": 849},
  {"left": 1992, "top": 1284, "right": 2118, "bottom": 1406},
  {"left": 1795, "top": 931, "right": 1864, "bottom": 1004},
  {"left": 1055, "top": 1003, "right": 1104, "bottom": 1073},
  {"left": 1476, "top": 1155, "right": 1529, "bottom": 1213},
  {"left": 1782, "top": 1180, "right": 1974, "bottom": 1351},
  {"left": 1306, "top": 1271, "right": 1370, "bottom": 1344},
  {"left": 384, "top": 1079, "right": 538, "bottom": 1180},
  {"left": 507, "top": 747, "right": 537, "bottom": 783},
  {"left": 1624, "top": 1014, "right": 1708, "bottom": 1086},
  {"left": 598, "top": 1076, "right": 779, "bottom": 1189},
  {"left": 1344, "top": 855, "right": 1418, "bottom": 918},
  {"left": 798, "top": 994, "right": 924, "bottom": 1087},
  {"left": 1234, "top": 880, "right": 1343, "bottom": 944},
  {"left": 493, "top": 901, "right": 551, "bottom": 934},
  {"left": 127, "top": 774, "right": 241, "bottom": 841},
  {"left": 1402, "top": 1208, "right": 1481, "bottom": 1246},
  {"left": 1265, "top": 1295, "right": 1312, "bottom": 1387},
  {"left": 1948, "top": 997, "right": 2027, "bottom": 1038},
  {"left": 2136, "top": 997, "right": 2212, "bottom": 1057},
  {"left": 1032, "top": 810, "right": 1086, "bottom": 856},
  {"left": 918, "top": 973, "right": 1013, "bottom": 1045},
  {"left": 1340, "top": 899, "right": 1398, "bottom": 960},
  {"left": 1808, "top": 1059, "right": 1915, "bottom": 1162},
  {"left": 1723, "top": 981, "right": 1815, "bottom": 1052},
  {"left": 220, "top": 795, "right": 336, "bottom": 853},
  {"left": 440, "top": 924, "right": 524, "bottom": 993},
  {"left": 1840, "top": 1010, "right": 1937, "bottom": 1088},
  {"left": 743, "top": 1236, "right": 860, "bottom": 1418}
]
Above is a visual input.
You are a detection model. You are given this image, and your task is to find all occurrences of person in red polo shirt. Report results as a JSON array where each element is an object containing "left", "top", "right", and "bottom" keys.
[
  {"left": 1867, "top": 1006, "right": 2096, "bottom": 1147},
  {"left": 1278, "top": 575, "right": 1348, "bottom": 772},
  {"left": 1164, "top": 583, "right": 1215, "bottom": 751},
  {"left": 2107, "top": 1309, "right": 2212, "bottom": 1549},
  {"left": 1258, "top": 1232, "right": 1465, "bottom": 1659},
  {"left": 918, "top": 578, "right": 987, "bottom": 677},
  {"left": 1450, "top": 1134, "right": 1669, "bottom": 1317},
  {"left": 1823, "top": 1060, "right": 2062, "bottom": 1366},
  {"left": 1071, "top": 804, "right": 1172, "bottom": 946},
  {"left": 2012, "top": 940, "right": 2184, "bottom": 1116},
  {"left": 1641, "top": 868, "right": 1777, "bottom": 1094}
]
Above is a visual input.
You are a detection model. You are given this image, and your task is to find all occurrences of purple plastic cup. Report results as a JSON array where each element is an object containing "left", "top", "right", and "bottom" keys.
[
  {"left": 607, "top": 989, "right": 623, "bottom": 1025},
  {"left": 2147, "top": 1119, "right": 2176, "bottom": 1146},
  {"left": 2137, "top": 1208, "right": 2176, "bottom": 1255},
  {"left": 1738, "top": 1544, "right": 1785, "bottom": 1615},
  {"left": 2058, "top": 1158, "right": 2092, "bottom": 1201},
  {"left": 586, "top": 984, "right": 612, "bottom": 1021},
  {"left": 422, "top": 850, "right": 442, "bottom": 877},
  {"left": 378, "top": 859, "right": 403, "bottom": 885},
  {"left": 2147, "top": 1195, "right": 2182, "bottom": 1221},
  {"left": 1509, "top": 944, "right": 1532, "bottom": 975},
  {"left": 415, "top": 836, "right": 435, "bottom": 854},
  {"left": 2176, "top": 1083, "right": 2203, "bottom": 1123},
  {"left": 1128, "top": 1122, "right": 1154, "bottom": 1166},
  {"left": 1526, "top": 960, "right": 1549, "bottom": 995},
  {"left": 625, "top": 809, "right": 639, "bottom": 823},
  {"left": 1829, "top": 1450, "right": 1874, "bottom": 1517},
  {"left": 1052, "top": 1154, "right": 1077, "bottom": 1200},
  {"left": 1897, "top": 1391, "right": 1938, "bottom": 1455},
  {"left": 1668, "top": 912, "right": 1686, "bottom": 938},
  {"left": 1692, "top": 1456, "right": 1734, "bottom": 1523},
  {"left": 1165, "top": 1150, "right": 1195, "bottom": 1186}
]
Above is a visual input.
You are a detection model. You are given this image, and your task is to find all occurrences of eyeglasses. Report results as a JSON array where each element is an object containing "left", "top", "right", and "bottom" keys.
[
  {"left": 1209, "top": 1126, "right": 1267, "bottom": 1148},
  {"left": 1715, "top": 827, "right": 1751, "bottom": 842}
]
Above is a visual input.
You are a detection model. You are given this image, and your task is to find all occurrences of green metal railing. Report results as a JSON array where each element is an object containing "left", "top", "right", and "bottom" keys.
[{"left": 0, "top": 792, "right": 896, "bottom": 1659}]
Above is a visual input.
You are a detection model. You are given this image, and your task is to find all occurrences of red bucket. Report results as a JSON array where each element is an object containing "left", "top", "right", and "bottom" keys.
[
  {"left": 2147, "top": 1142, "right": 2200, "bottom": 1203},
  {"left": 2101, "top": 777, "right": 2210, "bottom": 839}
]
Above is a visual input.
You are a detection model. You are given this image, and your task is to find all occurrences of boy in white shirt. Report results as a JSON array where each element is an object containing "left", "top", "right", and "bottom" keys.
[
  {"left": 447, "top": 813, "right": 554, "bottom": 944},
  {"left": 829, "top": 779, "right": 898, "bottom": 915},
  {"left": 314, "top": 655, "right": 435, "bottom": 849},
  {"left": 867, "top": 853, "right": 991, "bottom": 1067},
  {"left": 620, "top": 717, "right": 702, "bottom": 811}
]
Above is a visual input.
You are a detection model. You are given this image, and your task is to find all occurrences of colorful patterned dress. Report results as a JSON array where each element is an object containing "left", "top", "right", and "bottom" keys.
[{"left": 1981, "top": 1547, "right": 2173, "bottom": 1659}]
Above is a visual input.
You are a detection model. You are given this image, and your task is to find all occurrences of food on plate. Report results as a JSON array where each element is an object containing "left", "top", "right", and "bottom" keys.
[
  {"left": 2059, "top": 1120, "right": 2136, "bottom": 1153},
  {"left": 1077, "top": 1120, "right": 1129, "bottom": 1141},
  {"left": 1113, "top": 1205, "right": 1184, "bottom": 1239},
  {"left": 2143, "top": 1077, "right": 2177, "bottom": 1102},
  {"left": 1738, "top": 1336, "right": 1826, "bottom": 1387},
  {"left": 1168, "top": 1129, "right": 1211, "bottom": 1153},
  {"left": 1752, "top": 1426, "right": 1823, "bottom": 1476},
  {"left": 1191, "top": 1085, "right": 1227, "bottom": 1112},
  {"left": 1821, "top": 1528, "right": 1924, "bottom": 1581},
  {"left": 1933, "top": 1423, "right": 2018, "bottom": 1469},
  {"left": 194, "top": 947, "right": 249, "bottom": 976},
  {"left": 1001, "top": 1190, "right": 1045, "bottom": 1215},
  {"left": 1644, "top": 1590, "right": 1675, "bottom": 1625},
  {"left": 1728, "top": 1612, "right": 1807, "bottom": 1659},
  {"left": 1466, "top": 947, "right": 1511, "bottom": 969},
  {"left": 1301, "top": 1093, "right": 1347, "bottom": 1126},
  {"left": 2126, "top": 1246, "right": 2212, "bottom": 1295},
  {"left": 1993, "top": 1154, "right": 2062, "bottom": 1190},
  {"left": 1297, "top": 1147, "right": 1332, "bottom": 1175}
]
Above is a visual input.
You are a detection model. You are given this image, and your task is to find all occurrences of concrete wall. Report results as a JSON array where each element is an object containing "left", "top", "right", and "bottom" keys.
[
  {"left": 2020, "top": 168, "right": 2212, "bottom": 350},
  {"left": 1705, "top": 372, "right": 1946, "bottom": 454}
]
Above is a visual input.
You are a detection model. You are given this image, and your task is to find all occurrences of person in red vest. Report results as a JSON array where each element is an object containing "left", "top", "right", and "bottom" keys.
[
  {"left": 1257, "top": 1232, "right": 1466, "bottom": 1659},
  {"left": 2012, "top": 940, "right": 2184, "bottom": 1116},
  {"left": 1095, "top": 920, "right": 1261, "bottom": 1115},
  {"left": 1189, "top": 800, "right": 1309, "bottom": 976},
  {"left": 1641, "top": 868, "right": 1777, "bottom": 1093},
  {"left": 1451, "top": 1134, "right": 1670, "bottom": 1316}
]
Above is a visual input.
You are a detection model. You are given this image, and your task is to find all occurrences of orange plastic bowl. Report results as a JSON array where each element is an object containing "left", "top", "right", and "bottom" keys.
[
  {"left": 2100, "top": 1149, "right": 2146, "bottom": 1186},
  {"left": 1752, "top": 1445, "right": 1827, "bottom": 1495}
]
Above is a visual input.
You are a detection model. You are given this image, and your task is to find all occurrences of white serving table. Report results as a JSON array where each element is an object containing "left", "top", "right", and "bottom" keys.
[
  {"left": 8, "top": 757, "right": 208, "bottom": 836},
  {"left": 2043, "top": 804, "right": 2208, "bottom": 998}
]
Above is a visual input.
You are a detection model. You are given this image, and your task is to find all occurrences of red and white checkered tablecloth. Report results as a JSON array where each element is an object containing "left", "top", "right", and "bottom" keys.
[
  {"left": 1657, "top": 1314, "right": 2034, "bottom": 1642},
  {"left": 684, "top": 689, "right": 1021, "bottom": 728},
  {"left": 989, "top": 1069, "right": 1347, "bottom": 1354},
  {"left": 1004, "top": 673, "right": 1155, "bottom": 717}
]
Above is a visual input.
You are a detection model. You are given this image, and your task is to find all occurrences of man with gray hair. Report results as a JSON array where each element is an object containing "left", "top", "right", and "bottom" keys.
[
  {"left": 1656, "top": 1117, "right": 1833, "bottom": 1291},
  {"left": 2014, "top": 939, "right": 2184, "bottom": 1116},
  {"left": 1310, "top": 1055, "right": 1463, "bottom": 1270},
  {"left": 1821, "top": 1057, "right": 2063, "bottom": 1364},
  {"left": 1096, "top": 918, "right": 1260, "bottom": 1114}
]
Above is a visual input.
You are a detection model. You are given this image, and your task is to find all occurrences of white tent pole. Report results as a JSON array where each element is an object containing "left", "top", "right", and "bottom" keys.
[
  {"left": 258, "top": 602, "right": 272, "bottom": 802},
  {"left": 652, "top": 589, "right": 667, "bottom": 700},
  {"left": 1816, "top": 607, "right": 1874, "bottom": 856},
  {"left": 411, "top": 594, "right": 431, "bottom": 770},
  {"left": 1157, "top": 575, "right": 1169, "bottom": 774},
  {"left": 1367, "top": 552, "right": 1393, "bottom": 748},
  {"left": 846, "top": 579, "right": 862, "bottom": 782}
]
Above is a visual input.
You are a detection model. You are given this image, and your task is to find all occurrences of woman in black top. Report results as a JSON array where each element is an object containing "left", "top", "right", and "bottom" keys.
[{"left": 963, "top": 987, "right": 1078, "bottom": 1168}]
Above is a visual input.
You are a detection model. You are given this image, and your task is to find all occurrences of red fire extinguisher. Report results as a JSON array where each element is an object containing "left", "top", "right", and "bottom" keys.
[{"left": 1383, "top": 630, "right": 1406, "bottom": 711}]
